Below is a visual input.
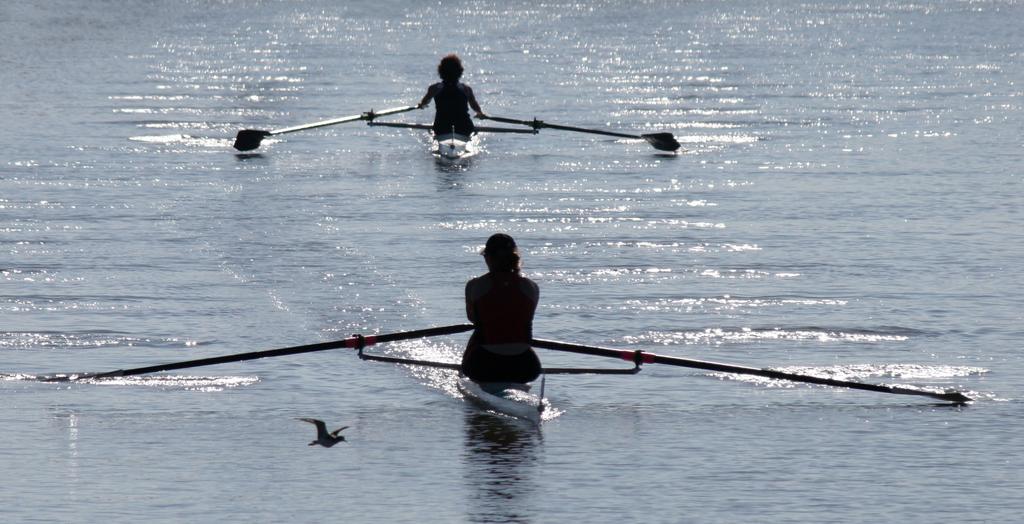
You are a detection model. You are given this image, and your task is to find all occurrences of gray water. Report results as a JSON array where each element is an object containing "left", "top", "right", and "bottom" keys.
[{"left": 2, "top": 1, "right": 1021, "bottom": 522}]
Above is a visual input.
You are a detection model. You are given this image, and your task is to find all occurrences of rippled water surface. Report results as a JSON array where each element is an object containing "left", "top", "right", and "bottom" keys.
[{"left": 2, "top": 1, "right": 1022, "bottom": 522}]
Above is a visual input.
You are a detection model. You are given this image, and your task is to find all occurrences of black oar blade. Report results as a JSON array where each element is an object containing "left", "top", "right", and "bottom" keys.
[
  {"left": 938, "top": 390, "right": 973, "bottom": 403},
  {"left": 641, "top": 132, "right": 682, "bottom": 152},
  {"left": 233, "top": 129, "right": 271, "bottom": 151}
]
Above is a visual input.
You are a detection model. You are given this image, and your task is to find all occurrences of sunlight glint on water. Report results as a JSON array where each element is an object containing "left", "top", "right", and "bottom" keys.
[{"left": 1, "top": 1, "right": 1021, "bottom": 522}]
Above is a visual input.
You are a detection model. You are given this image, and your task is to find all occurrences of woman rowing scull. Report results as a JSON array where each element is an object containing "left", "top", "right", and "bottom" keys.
[
  {"left": 462, "top": 234, "right": 542, "bottom": 384},
  {"left": 418, "top": 54, "right": 486, "bottom": 137}
]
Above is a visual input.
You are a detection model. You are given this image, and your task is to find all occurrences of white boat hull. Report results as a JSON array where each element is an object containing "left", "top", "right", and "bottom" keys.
[
  {"left": 457, "top": 374, "right": 544, "bottom": 424},
  {"left": 434, "top": 133, "right": 473, "bottom": 161}
]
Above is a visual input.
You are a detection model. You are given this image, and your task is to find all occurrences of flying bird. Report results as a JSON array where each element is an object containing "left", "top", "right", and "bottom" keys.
[{"left": 297, "top": 418, "right": 349, "bottom": 447}]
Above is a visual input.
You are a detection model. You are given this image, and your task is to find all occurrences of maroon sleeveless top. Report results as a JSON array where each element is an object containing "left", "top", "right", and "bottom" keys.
[{"left": 472, "top": 272, "right": 536, "bottom": 347}]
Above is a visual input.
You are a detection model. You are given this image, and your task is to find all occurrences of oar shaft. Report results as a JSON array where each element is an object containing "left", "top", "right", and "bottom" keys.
[
  {"left": 62, "top": 324, "right": 474, "bottom": 380},
  {"left": 531, "top": 339, "right": 971, "bottom": 403},
  {"left": 271, "top": 105, "right": 418, "bottom": 135},
  {"left": 645, "top": 353, "right": 957, "bottom": 401},
  {"left": 473, "top": 126, "right": 539, "bottom": 134},
  {"left": 484, "top": 115, "right": 641, "bottom": 139},
  {"left": 367, "top": 122, "right": 434, "bottom": 130},
  {"left": 271, "top": 114, "right": 363, "bottom": 135},
  {"left": 481, "top": 115, "right": 534, "bottom": 126},
  {"left": 233, "top": 105, "right": 421, "bottom": 151},
  {"left": 367, "top": 122, "right": 538, "bottom": 134},
  {"left": 538, "top": 122, "right": 640, "bottom": 139},
  {"left": 358, "top": 352, "right": 462, "bottom": 370}
]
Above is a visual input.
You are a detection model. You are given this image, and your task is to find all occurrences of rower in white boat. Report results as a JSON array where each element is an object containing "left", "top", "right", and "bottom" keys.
[
  {"left": 459, "top": 233, "right": 545, "bottom": 422},
  {"left": 232, "top": 53, "right": 682, "bottom": 155},
  {"left": 418, "top": 54, "right": 485, "bottom": 161},
  {"left": 232, "top": 54, "right": 679, "bottom": 155}
]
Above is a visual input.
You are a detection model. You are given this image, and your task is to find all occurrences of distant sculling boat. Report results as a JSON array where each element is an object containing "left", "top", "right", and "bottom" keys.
[{"left": 230, "top": 103, "right": 684, "bottom": 157}]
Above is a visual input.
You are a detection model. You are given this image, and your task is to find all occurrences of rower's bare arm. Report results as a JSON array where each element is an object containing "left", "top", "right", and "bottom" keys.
[
  {"left": 466, "top": 85, "right": 485, "bottom": 117},
  {"left": 418, "top": 86, "right": 436, "bottom": 109},
  {"left": 465, "top": 280, "right": 477, "bottom": 322}
]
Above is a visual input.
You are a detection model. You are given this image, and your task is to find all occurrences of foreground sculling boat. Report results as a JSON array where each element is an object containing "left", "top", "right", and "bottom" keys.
[
  {"left": 32, "top": 323, "right": 973, "bottom": 426},
  {"left": 457, "top": 375, "right": 545, "bottom": 424}
]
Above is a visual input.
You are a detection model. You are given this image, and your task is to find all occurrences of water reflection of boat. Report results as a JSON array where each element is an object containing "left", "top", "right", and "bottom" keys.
[{"left": 463, "top": 412, "right": 541, "bottom": 522}]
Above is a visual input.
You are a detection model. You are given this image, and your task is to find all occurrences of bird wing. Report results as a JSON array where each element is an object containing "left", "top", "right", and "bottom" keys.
[
  {"left": 298, "top": 418, "right": 329, "bottom": 436},
  {"left": 330, "top": 426, "right": 349, "bottom": 437}
]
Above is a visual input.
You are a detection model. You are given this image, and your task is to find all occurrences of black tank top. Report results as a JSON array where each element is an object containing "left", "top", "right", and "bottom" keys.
[{"left": 432, "top": 81, "right": 475, "bottom": 136}]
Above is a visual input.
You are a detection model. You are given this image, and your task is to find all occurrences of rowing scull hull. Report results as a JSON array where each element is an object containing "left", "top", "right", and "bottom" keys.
[
  {"left": 457, "top": 375, "right": 544, "bottom": 424},
  {"left": 434, "top": 133, "right": 472, "bottom": 161}
]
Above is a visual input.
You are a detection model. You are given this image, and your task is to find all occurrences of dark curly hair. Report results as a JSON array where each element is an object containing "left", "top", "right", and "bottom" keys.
[
  {"left": 482, "top": 233, "right": 521, "bottom": 273},
  {"left": 438, "top": 54, "right": 464, "bottom": 83}
]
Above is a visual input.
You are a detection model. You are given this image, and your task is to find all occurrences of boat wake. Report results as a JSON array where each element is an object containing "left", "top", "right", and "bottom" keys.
[
  {"left": 2, "top": 372, "right": 258, "bottom": 392},
  {"left": 624, "top": 326, "right": 922, "bottom": 345},
  {"left": 128, "top": 133, "right": 229, "bottom": 149}
]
